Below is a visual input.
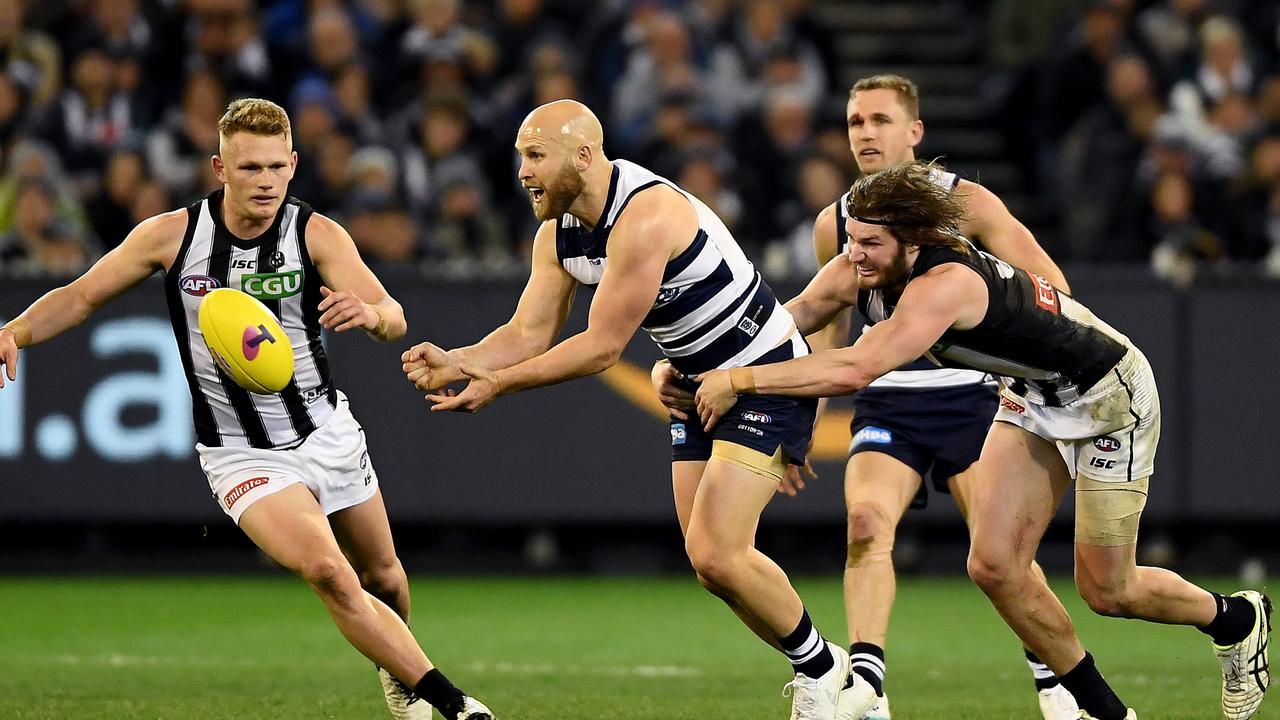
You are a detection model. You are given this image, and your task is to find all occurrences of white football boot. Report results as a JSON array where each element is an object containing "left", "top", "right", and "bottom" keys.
[
  {"left": 858, "top": 693, "right": 890, "bottom": 720},
  {"left": 378, "top": 667, "right": 432, "bottom": 720},
  {"left": 784, "top": 641, "right": 854, "bottom": 720},
  {"left": 1214, "top": 591, "right": 1272, "bottom": 720},
  {"left": 452, "top": 696, "right": 495, "bottom": 720},
  {"left": 1038, "top": 684, "right": 1080, "bottom": 720}
]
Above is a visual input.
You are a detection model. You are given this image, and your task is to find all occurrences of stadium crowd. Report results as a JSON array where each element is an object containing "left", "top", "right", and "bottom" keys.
[{"left": 0, "top": 0, "right": 1276, "bottom": 283}]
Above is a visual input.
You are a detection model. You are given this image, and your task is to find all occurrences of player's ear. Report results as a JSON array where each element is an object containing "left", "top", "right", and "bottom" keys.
[
  {"left": 211, "top": 154, "right": 226, "bottom": 184},
  {"left": 576, "top": 144, "right": 591, "bottom": 170},
  {"left": 908, "top": 119, "right": 924, "bottom": 147}
]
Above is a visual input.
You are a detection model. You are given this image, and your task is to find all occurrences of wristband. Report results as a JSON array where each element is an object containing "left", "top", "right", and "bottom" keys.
[
  {"left": 367, "top": 305, "right": 389, "bottom": 337},
  {"left": 1, "top": 318, "right": 31, "bottom": 348},
  {"left": 728, "top": 367, "right": 756, "bottom": 394}
]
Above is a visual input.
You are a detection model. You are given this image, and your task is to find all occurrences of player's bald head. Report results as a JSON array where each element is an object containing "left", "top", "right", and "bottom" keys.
[{"left": 516, "top": 99, "right": 604, "bottom": 154}]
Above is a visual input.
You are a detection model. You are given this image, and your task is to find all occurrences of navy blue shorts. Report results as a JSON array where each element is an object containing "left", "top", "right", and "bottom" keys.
[
  {"left": 669, "top": 344, "right": 817, "bottom": 468},
  {"left": 849, "top": 383, "right": 998, "bottom": 508}
]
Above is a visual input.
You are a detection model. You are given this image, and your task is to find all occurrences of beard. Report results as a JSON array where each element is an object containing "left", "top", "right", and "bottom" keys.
[
  {"left": 859, "top": 243, "right": 912, "bottom": 289},
  {"left": 531, "top": 160, "right": 585, "bottom": 221}
]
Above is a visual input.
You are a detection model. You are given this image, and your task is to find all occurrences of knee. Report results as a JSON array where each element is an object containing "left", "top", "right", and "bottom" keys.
[
  {"left": 299, "top": 555, "right": 361, "bottom": 603},
  {"left": 846, "top": 502, "right": 895, "bottom": 565},
  {"left": 685, "top": 534, "right": 740, "bottom": 590},
  {"left": 967, "top": 546, "right": 1017, "bottom": 596},
  {"left": 1076, "top": 576, "right": 1135, "bottom": 618},
  {"left": 358, "top": 558, "right": 407, "bottom": 601}
]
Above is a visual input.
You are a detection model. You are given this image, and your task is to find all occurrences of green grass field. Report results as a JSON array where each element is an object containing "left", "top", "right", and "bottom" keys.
[{"left": 0, "top": 575, "right": 1267, "bottom": 719}]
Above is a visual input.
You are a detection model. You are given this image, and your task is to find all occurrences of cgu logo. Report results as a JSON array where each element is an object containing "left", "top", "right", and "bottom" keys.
[
  {"left": 241, "top": 270, "right": 303, "bottom": 300},
  {"left": 181, "top": 275, "right": 220, "bottom": 296}
]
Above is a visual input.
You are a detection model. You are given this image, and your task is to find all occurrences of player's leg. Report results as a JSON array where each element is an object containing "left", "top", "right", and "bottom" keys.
[
  {"left": 966, "top": 422, "right": 1131, "bottom": 720},
  {"left": 331, "top": 489, "right": 410, "bottom": 621},
  {"left": 842, "top": 449, "right": 920, "bottom": 705},
  {"left": 950, "top": 467, "right": 1078, "bottom": 719},
  {"left": 673, "top": 459, "right": 778, "bottom": 649},
  {"left": 239, "top": 484, "right": 487, "bottom": 720},
  {"left": 684, "top": 448, "right": 871, "bottom": 719},
  {"left": 1073, "top": 474, "right": 1270, "bottom": 720}
]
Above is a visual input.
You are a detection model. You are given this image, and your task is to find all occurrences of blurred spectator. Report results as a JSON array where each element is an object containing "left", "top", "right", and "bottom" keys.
[
  {"left": 1134, "top": 0, "right": 1209, "bottom": 87},
  {"left": 37, "top": 46, "right": 139, "bottom": 192},
  {"left": 332, "top": 61, "right": 385, "bottom": 145},
  {"left": 1169, "top": 16, "right": 1258, "bottom": 129},
  {"left": 185, "top": 0, "right": 273, "bottom": 97},
  {"left": 1060, "top": 54, "right": 1162, "bottom": 260},
  {"left": 1039, "top": 1, "right": 1134, "bottom": 151},
  {"left": 0, "top": 176, "right": 91, "bottom": 276},
  {"left": 343, "top": 187, "right": 419, "bottom": 264},
  {"left": 128, "top": 180, "right": 170, "bottom": 227},
  {"left": 611, "top": 9, "right": 745, "bottom": 152},
  {"left": 1236, "top": 131, "right": 1280, "bottom": 270},
  {"left": 487, "top": 0, "right": 568, "bottom": 82},
  {"left": 86, "top": 148, "right": 146, "bottom": 249},
  {"left": 735, "top": 88, "right": 814, "bottom": 246},
  {"left": 775, "top": 154, "right": 846, "bottom": 276},
  {"left": 778, "top": 0, "right": 840, "bottom": 93},
  {"left": 0, "top": 138, "right": 92, "bottom": 239},
  {"left": 396, "top": 0, "right": 498, "bottom": 98},
  {"left": 291, "top": 127, "right": 355, "bottom": 216},
  {"left": 289, "top": 76, "right": 340, "bottom": 155},
  {"left": 676, "top": 149, "right": 745, "bottom": 237},
  {"left": 1148, "top": 170, "right": 1224, "bottom": 285},
  {"left": 303, "top": 6, "right": 363, "bottom": 84},
  {"left": 733, "top": 0, "right": 826, "bottom": 110},
  {"left": 146, "top": 69, "right": 224, "bottom": 203},
  {"left": 0, "top": 72, "right": 27, "bottom": 149},
  {"left": 0, "top": 0, "right": 62, "bottom": 110}
]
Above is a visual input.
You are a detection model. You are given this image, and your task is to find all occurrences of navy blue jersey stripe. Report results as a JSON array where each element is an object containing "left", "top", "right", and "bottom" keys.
[
  {"left": 664, "top": 280, "right": 779, "bottom": 375},
  {"left": 642, "top": 258, "right": 733, "bottom": 329},
  {"left": 648, "top": 270, "right": 759, "bottom": 349},
  {"left": 165, "top": 203, "right": 220, "bottom": 446},
  {"left": 662, "top": 229, "right": 708, "bottom": 282}
]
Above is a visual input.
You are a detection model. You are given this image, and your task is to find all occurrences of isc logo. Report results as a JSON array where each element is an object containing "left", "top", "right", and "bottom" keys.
[{"left": 180, "top": 275, "right": 220, "bottom": 296}]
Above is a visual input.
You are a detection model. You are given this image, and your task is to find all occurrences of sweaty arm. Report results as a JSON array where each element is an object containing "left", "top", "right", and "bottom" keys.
[
  {"left": 307, "top": 213, "right": 406, "bottom": 342},
  {"left": 957, "top": 180, "right": 1070, "bottom": 293},
  {"left": 492, "top": 189, "right": 687, "bottom": 395},
  {"left": 4, "top": 211, "right": 182, "bottom": 347}
]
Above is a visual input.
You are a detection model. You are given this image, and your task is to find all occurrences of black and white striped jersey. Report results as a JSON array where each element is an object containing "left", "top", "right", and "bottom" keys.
[
  {"left": 836, "top": 167, "right": 991, "bottom": 390},
  {"left": 163, "top": 189, "right": 337, "bottom": 449},
  {"left": 555, "top": 159, "right": 799, "bottom": 376},
  {"left": 858, "top": 241, "right": 1129, "bottom": 407}
]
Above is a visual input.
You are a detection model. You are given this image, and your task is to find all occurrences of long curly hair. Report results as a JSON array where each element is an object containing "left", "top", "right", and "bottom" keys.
[{"left": 846, "top": 160, "right": 971, "bottom": 253}]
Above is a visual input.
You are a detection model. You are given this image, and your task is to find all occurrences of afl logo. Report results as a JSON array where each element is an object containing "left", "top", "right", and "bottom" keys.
[
  {"left": 1093, "top": 436, "right": 1122, "bottom": 453},
  {"left": 740, "top": 411, "right": 772, "bottom": 424},
  {"left": 181, "top": 275, "right": 220, "bottom": 296}
]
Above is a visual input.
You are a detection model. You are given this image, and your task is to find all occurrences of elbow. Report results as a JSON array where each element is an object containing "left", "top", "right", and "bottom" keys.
[{"left": 595, "top": 342, "right": 625, "bottom": 371}]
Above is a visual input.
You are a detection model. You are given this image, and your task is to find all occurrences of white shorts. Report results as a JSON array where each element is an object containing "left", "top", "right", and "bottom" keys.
[
  {"left": 197, "top": 392, "right": 379, "bottom": 524},
  {"left": 994, "top": 346, "right": 1161, "bottom": 483}
]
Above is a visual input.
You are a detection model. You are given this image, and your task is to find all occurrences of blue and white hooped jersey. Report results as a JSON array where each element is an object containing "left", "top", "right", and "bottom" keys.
[
  {"left": 555, "top": 159, "right": 801, "bottom": 375},
  {"left": 836, "top": 168, "right": 991, "bottom": 391}
]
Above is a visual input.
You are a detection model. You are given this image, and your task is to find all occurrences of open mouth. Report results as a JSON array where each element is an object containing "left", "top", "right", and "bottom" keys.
[
  {"left": 526, "top": 187, "right": 545, "bottom": 203},
  {"left": 858, "top": 149, "right": 881, "bottom": 159}
]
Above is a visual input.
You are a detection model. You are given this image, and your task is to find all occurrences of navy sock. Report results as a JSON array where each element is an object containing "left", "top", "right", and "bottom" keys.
[{"left": 778, "top": 609, "right": 836, "bottom": 678}]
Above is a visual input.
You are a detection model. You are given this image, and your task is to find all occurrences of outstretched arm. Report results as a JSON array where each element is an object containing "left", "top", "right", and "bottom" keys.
[
  {"left": 428, "top": 188, "right": 686, "bottom": 412},
  {"left": 0, "top": 211, "right": 182, "bottom": 388},
  {"left": 694, "top": 264, "right": 986, "bottom": 428},
  {"left": 402, "top": 220, "right": 577, "bottom": 391}
]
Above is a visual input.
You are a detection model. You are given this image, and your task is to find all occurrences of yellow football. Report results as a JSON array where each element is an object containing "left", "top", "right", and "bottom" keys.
[{"left": 197, "top": 288, "right": 295, "bottom": 394}]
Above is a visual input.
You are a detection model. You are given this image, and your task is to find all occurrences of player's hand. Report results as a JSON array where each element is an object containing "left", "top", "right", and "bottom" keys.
[
  {"left": 425, "top": 363, "right": 500, "bottom": 413},
  {"left": 318, "top": 286, "right": 378, "bottom": 332},
  {"left": 693, "top": 369, "right": 738, "bottom": 432},
  {"left": 401, "top": 341, "right": 465, "bottom": 391},
  {"left": 651, "top": 359, "right": 694, "bottom": 420},
  {"left": 777, "top": 458, "right": 816, "bottom": 497},
  {"left": 0, "top": 328, "right": 18, "bottom": 389}
]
